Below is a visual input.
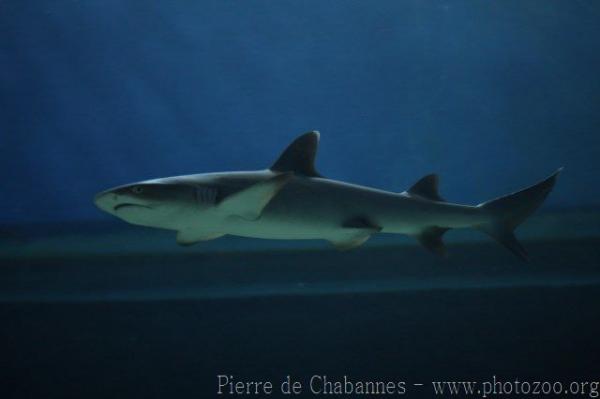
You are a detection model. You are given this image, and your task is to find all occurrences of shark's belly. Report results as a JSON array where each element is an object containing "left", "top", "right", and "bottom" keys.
[
  {"left": 222, "top": 204, "right": 344, "bottom": 240},
  {"left": 223, "top": 219, "right": 334, "bottom": 240},
  {"left": 218, "top": 179, "right": 390, "bottom": 240}
]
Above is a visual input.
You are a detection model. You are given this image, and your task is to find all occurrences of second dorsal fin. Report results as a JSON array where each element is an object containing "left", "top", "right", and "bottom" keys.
[
  {"left": 270, "top": 131, "right": 322, "bottom": 177},
  {"left": 407, "top": 174, "right": 445, "bottom": 202}
]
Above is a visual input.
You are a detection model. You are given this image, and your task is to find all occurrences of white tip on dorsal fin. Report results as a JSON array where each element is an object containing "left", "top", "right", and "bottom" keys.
[
  {"left": 407, "top": 174, "right": 445, "bottom": 202},
  {"left": 270, "top": 131, "right": 322, "bottom": 177},
  {"left": 218, "top": 172, "right": 293, "bottom": 221}
]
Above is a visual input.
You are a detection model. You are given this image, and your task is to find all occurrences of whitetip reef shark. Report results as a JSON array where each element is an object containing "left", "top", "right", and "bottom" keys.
[{"left": 94, "top": 131, "right": 561, "bottom": 260}]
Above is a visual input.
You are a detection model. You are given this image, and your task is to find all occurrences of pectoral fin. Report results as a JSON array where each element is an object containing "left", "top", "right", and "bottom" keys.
[
  {"left": 176, "top": 231, "right": 224, "bottom": 246},
  {"left": 218, "top": 172, "right": 293, "bottom": 220}
]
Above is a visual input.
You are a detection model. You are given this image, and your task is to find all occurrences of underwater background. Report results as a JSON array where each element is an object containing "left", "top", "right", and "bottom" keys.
[{"left": 1, "top": 0, "right": 600, "bottom": 398}]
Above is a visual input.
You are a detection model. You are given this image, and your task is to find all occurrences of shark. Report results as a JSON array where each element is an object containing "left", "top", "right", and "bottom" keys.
[{"left": 94, "top": 131, "right": 561, "bottom": 260}]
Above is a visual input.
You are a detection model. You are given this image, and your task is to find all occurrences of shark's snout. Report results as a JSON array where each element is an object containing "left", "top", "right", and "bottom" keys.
[
  {"left": 94, "top": 189, "right": 150, "bottom": 214},
  {"left": 94, "top": 190, "right": 117, "bottom": 213},
  {"left": 94, "top": 181, "right": 167, "bottom": 228}
]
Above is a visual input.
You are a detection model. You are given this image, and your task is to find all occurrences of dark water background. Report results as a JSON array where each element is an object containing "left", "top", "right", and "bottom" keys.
[{"left": 1, "top": 1, "right": 600, "bottom": 398}]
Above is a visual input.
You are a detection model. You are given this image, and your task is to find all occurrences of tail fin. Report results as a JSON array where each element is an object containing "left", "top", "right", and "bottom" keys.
[{"left": 476, "top": 168, "right": 563, "bottom": 261}]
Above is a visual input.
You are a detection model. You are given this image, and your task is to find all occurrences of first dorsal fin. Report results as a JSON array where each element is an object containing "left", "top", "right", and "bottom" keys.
[
  {"left": 270, "top": 131, "right": 322, "bottom": 177},
  {"left": 407, "top": 174, "right": 444, "bottom": 202}
]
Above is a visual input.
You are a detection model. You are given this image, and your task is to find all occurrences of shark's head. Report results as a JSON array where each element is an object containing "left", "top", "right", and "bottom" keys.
[{"left": 94, "top": 180, "right": 200, "bottom": 229}]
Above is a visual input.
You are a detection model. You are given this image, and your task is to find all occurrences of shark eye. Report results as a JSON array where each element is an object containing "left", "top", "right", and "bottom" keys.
[{"left": 132, "top": 186, "right": 144, "bottom": 194}]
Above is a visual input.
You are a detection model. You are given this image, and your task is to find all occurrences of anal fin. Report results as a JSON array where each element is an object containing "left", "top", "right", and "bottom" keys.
[{"left": 417, "top": 227, "right": 450, "bottom": 257}]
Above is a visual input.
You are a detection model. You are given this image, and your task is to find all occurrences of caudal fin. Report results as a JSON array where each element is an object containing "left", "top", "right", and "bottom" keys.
[{"left": 476, "top": 168, "right": 563, "bottom": 261}]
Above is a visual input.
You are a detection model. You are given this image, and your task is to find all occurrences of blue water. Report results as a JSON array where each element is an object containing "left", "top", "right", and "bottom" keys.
[
  {"left": 1, "top": 1, "right": 600, "bottom": 398},
  {"left": 2, "top": 0, "right": 600, "bottom": 223}
]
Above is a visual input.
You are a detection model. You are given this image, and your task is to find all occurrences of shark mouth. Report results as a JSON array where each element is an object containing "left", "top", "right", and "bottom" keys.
[{"left": 113, "top": 203, "right": 152, "bottom": 211}]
